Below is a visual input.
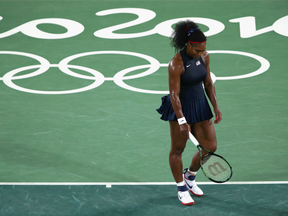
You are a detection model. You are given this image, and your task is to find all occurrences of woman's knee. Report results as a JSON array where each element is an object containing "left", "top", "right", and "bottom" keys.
[
  {"left": 170, "top": 143, "right": 185, "bottom": 156},
  {"left": 209, "top": 142, "right": 217, "bottom": 153},
  {"left": 192, "top": 119, "right": 218, "bottom": 152}
]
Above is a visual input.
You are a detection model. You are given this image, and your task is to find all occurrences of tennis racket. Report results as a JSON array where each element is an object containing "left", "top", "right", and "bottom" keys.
[{"left": 188, "top": 132, "right": 232, "bottom": 183}]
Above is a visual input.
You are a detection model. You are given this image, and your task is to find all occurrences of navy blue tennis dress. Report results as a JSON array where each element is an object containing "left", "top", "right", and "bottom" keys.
[{"left": 156, "top": 48, "right": 213, "bottom": 123}]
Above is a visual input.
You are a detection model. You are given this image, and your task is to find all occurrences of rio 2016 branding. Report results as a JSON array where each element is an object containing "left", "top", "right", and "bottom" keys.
[
  {"left": 0, "top": 8, "right": 287, "bottom": 39},
  {"left": 0, "top": 8, "right": 285, "bottom": 94}
]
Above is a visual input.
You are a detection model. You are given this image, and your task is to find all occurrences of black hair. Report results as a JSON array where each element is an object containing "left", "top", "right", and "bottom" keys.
[{"left": 170, "top": 20, "right": 207, "bottom": 52}]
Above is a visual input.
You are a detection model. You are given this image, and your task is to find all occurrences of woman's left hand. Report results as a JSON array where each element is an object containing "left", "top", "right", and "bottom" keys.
[{"left": 214, "top": 108, "right": 222, "bottom": 124}]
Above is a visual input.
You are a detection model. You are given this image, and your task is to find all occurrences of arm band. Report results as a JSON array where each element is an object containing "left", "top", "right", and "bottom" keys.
[{"left": 177, "top": 117, "right": 187, "bottom": 125}]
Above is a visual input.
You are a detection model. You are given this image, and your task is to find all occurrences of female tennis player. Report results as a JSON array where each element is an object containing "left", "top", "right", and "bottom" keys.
[{"left": 157, "top": 20, "right": 222, "bottom": 205}]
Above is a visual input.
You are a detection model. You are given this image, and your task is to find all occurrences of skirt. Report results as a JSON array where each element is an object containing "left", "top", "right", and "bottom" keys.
[{"left": 156, "top": 94, "right": 213, "bottom": 124}]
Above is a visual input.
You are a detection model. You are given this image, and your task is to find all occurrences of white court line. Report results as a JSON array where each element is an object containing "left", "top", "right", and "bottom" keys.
[{"left": 0, "top": 181, "right": 287, "bottom": 186}]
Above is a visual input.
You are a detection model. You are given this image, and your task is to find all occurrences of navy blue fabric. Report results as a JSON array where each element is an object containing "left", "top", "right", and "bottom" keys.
[
  {"left": 177, "top": 185, "right": 188, "bottom": 192},
  {"left": 156, "top": 48, "right": 213, "bottom": 124},
  {"left": 183, "top": 168, "right": 196, "bottom": 181},
  {"left": 187, "top": 174, "right": 196, "bottom": 181}
]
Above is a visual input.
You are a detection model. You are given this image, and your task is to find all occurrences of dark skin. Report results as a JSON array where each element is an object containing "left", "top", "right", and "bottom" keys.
[{"left": 168, "top": 42, "right": 222, "bottom": 183}]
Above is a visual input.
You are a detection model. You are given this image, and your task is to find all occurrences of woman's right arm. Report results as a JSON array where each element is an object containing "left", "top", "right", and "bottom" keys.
[{"left": 168, "top": 53, "right": 190, "bottom": 138}]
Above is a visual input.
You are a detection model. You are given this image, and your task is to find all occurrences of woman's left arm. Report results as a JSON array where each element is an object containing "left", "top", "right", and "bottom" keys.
[{"left": 203, "top": 52, "right": 222, "bottom": 124}]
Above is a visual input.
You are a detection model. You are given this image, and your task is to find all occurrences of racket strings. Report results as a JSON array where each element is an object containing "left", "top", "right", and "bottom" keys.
[
  {"left": 201, "top": 154, "right": 232, "bottom": 182},
  {"left": 201, "top": 154, "right": 211, "bottom": 165}
]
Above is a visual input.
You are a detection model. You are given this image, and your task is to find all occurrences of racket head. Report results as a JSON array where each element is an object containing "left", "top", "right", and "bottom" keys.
[{"left": 198, "top": 147, "right": 233, "bottom": 183}]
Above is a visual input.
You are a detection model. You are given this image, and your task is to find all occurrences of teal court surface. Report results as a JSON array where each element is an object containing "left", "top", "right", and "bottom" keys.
[{"left": 0, "top": 0, "right": 287, "bottom": 215}]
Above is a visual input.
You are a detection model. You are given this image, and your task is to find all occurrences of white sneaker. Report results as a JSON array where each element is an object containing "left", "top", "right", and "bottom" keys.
[
  {"left": 178, "top": 191, "right": 195, "bottom": 205},
  {"left": 183, "top": 173, "right": 204, "bottom": 197}
]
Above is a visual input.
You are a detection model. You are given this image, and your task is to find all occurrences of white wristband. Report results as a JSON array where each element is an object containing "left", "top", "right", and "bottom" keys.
[{"left": 177, "top": 117, "right": 187, "bottom": 125}]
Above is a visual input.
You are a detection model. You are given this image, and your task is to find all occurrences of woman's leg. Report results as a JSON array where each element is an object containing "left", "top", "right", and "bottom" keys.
[
  {"left": 169, "top": 121, "right": 188, "bottom": 183},
  {"left": 189, "top": 119, "right": 217, "bottom": 172}
]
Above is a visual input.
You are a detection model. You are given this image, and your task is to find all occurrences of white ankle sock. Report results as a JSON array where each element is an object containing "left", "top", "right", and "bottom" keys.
[
  {"left": 188, "top": 169, "right": 197, "bottom": 176},
  {"left": 176, "top": 181, "right": 185, "bottom": 186}
]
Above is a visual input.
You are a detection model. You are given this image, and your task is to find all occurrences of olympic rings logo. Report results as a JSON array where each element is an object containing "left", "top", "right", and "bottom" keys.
[{"left": 0, "top": 50, "right": 270, "bottom": 95}]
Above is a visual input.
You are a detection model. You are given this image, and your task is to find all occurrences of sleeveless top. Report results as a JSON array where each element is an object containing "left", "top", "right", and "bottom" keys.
[{"left": 156, "top": 48, "right": 213, "bottom": 123}]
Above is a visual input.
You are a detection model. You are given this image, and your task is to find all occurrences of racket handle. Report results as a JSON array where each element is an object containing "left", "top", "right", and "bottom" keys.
[{"left": 189, "top": 132, "right": 200, "bottom": 146}]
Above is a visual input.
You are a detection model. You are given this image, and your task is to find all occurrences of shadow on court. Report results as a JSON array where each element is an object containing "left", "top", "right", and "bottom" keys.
[{"left": 0, "top": 184, "right": 287, "bottom": 216}]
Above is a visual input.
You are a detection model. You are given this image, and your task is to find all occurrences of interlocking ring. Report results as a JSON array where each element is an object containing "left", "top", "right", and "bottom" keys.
[{"left": 0, "top": 50, "right": 270, "bottom": 94}]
